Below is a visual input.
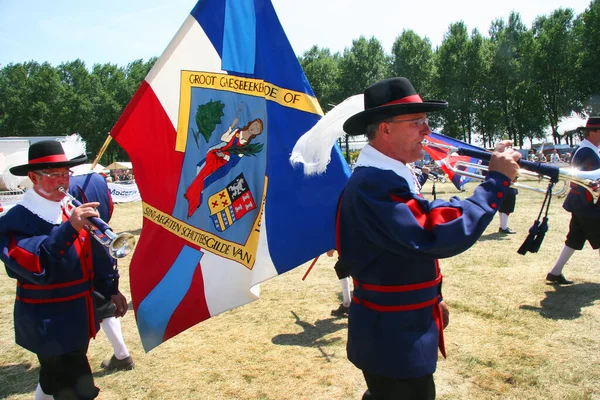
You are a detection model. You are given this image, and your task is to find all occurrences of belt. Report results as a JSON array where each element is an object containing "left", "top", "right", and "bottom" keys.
[{"left": 352, "top": 274, "right": 446, "bottom": 358}]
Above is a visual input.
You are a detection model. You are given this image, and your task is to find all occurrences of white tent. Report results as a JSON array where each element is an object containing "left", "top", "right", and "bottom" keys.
[
  {"left": 0, "top": 149, "right": 30, "bottom": 190},
  {"left": 105, "top": 161, "right": 133, "bottom": 170},
  {"left": 71, "top": 163, "right": 106, "bottom": 176}
]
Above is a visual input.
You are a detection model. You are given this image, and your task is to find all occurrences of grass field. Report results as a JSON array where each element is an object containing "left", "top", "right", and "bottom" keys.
[{"left": 1, "top": 179, "right": 599, "bottom": 399}]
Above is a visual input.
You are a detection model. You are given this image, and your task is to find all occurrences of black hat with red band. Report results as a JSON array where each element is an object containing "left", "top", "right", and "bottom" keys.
[
  {"left": 9, "top": 140, "right": 87, "bottom": 176},
  {"left": 343, "top": 77, "right": 448, "bottom": 136},
  {"left": 582, "top": 116, "right": 600, "bottom": 132}
]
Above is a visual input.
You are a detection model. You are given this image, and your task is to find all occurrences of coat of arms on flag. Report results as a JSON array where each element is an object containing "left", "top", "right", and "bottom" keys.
[
  {"left": 109, "top": 0, "right": 351, "bottom": 351},
  {"left": 208, "top": 173, "right": 256, "bottom": 232}
]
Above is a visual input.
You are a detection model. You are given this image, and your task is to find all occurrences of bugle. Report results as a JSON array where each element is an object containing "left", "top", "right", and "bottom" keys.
[
  {"left": 59, "top": 187, "right": 137, "bottom": 259},
  {"left": 422, "top": 140, "right": 600, "bottom": 203}
]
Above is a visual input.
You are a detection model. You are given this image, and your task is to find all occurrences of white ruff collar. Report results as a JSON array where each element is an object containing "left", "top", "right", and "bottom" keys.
[
  {"left": 577, "top": 139, "right": 600, "bottom": 156},
  {"left": 18, "top": 189, "right": 63, "bottom": 225},
  {"left": 355, "top": 144, "right": 419, "bottom": 195}
]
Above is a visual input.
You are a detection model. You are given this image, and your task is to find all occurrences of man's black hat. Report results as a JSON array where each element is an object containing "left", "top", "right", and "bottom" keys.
[
  {"left": 582, "top": 116, "right": 600, "bottom": 131},
  {"left": 9, "top": 140, "right": 87, "bottom": 176},
  {"left": 343, "top": 77, "right": 448, "bottom": 136}
]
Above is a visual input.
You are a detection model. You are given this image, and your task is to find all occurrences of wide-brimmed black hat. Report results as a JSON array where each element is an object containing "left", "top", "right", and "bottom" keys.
[
  {"left": 9, "top": 140, "right": 87, "bottom": 176},
  {"left": 580, "top": 116, "right": 600, "bottom": 132},
  {"left": 343, "top": 77, "right": 448, "bottom": 135}
]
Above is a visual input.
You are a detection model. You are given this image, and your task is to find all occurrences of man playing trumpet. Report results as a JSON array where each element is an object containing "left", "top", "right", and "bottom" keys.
[
  {"left": 0, "top": 140, "right": 122, "bottom": 399},
  {"left": 337, "top": 77, "right": 520, "bottom": 399}
]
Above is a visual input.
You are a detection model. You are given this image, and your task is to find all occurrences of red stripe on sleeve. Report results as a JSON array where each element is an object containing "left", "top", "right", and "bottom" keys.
[
  {"left": 8, "top": 235, "right": 43, "bottom": 274},
  {"left": 390, "top": 194, "right": 462, "bottom": 231},
  {"left": 108, "top": 188, "right": 114, "bottom": 219}
]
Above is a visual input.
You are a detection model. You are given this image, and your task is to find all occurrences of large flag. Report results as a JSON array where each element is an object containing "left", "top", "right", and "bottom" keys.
[
  {"left": 425, "top": 132, "right": 483, "bottom": 190},
  {"left": 110, "top": 0, "right": 350, "bottom": 351}
]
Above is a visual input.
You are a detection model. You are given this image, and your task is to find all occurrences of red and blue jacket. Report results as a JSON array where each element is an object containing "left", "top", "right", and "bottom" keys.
[
  {"left": 562, "top": 141, "right": 600, "bottom": 218},
  {"left": 0, "top": 176, "right": 117, "bottom": 357},
  {"left": 337, "top": 167, "right": 511, "bottom": 379},
  {"left": 69, "top": 172, "right": 120, "bottom": 298}
]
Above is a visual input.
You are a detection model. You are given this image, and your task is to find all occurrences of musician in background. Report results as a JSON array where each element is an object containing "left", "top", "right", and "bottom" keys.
[
  {"left": 326, "top": 249, "right": 352, "bottom": 317},
  {"left": 497, "top": 187, "right": 518, "bottom": 235},
  {"left": 337, "top": 77, "right": 520, "bottom": 400},
  {"left": 0, "top": 140, "right": 118, "bottom": 399},
  {"left": 69, "top": 172, "right": 134, "bottom": 371},
  {"left": 546, "top": 116, "right": 600, "bottom": 285},
  {"left": 416, "top": 165, "right": 430, "bottom": 188},
  {"left": 497, "top": 143, "right": 519, "bottom": 235}
]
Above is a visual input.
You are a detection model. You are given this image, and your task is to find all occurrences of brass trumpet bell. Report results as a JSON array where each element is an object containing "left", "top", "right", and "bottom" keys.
[
  {"left": 423, "top": 140, "right": 600, "bottom": 203},
  {"left": 59, "top": 187, "right": 137, "bottom": 259}
]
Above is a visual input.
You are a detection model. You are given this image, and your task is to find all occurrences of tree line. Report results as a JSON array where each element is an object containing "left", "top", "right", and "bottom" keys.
[
  {"left": 299, "top": 2, "right": 600, "bottom": 149},
  {"left": 0, "top": 59, "right": 156, "bottom": 164},
  {"left": 1, "top": 2, "right": 599, "bottom": 163}
]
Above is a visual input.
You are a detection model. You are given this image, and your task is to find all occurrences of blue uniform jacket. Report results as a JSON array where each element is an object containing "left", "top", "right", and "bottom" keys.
[
  {"left": 69, "top": 172, "right": 119, "bottom": 298},
  {"left": 562, "top": 144, "right": 600, "bottom": 218},
  {"left": 338, "top": 167, "right": 511, "bottom": 379},
  {"left": 0, "top": 175, "right": 117, "bottom": 357}
]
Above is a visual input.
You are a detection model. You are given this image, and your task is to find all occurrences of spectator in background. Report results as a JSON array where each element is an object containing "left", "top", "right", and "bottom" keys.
[
  {"left": 498, "top": 187, "right": 518, "bottom": 234},
  {"left": 550, "top": 149, "right": 560, "bottom": 163},
  {"left": 327, "top": 249, "right": 352, "bottom": 317},
  {"left": 538, "top": 152, "right": 547, "bottom": 163}
]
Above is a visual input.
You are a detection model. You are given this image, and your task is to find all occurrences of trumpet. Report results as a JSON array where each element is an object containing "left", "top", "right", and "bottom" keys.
[
  {"left": 423, "top": 140, "right": 600, "bottom": 203},
  {"left": 59, "top": 187, "right": 137, "bottom": 259}
]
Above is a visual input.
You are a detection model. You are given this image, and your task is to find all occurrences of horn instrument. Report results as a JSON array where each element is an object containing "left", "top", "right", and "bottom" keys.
[
  {"left": 59, "top": 187, "right": 136, "bottom": 259},
  {"left": 422, "top": 140, "right": 600, "bottom": 203}
]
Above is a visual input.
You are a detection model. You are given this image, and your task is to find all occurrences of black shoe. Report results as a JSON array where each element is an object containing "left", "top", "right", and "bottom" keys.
[
  {"left": 101, "top": 355, "right": 135, "bottom": 371},
  {"left": 498, "top": 227, "right": 516, "bottom": 234},
  {"left": 546, "top": 273, "right": 573, "bottom": 285},
  {"left": 330, "top": 304, "right": 350, "bottom": 317}
]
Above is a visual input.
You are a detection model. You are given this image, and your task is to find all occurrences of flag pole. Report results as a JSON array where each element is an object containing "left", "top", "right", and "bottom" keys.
[
  {"left": 91, "top": 133, "right": 113, "bottom": 171},
  {"left": 301, "top": 256, "right": 320, "bottom": 281}
]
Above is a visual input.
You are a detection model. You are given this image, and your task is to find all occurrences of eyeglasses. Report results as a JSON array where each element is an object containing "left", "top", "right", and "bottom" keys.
[
  {"left": 386, "top": 117, "right": 429, "bottom": 127},
  {"left": 35, "top": 170, "right": 72, "bottom": 180}
]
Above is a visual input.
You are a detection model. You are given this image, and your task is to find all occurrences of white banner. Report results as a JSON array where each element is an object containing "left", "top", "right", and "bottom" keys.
[{"left": 108, "top": 182, "right": 141, "bottom": 203}]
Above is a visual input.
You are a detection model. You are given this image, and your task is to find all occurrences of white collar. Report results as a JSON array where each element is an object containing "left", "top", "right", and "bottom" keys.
[
  {"left": 355, "top": 144, "right": 419, "bottom": 195},
  {"left": 18, "top": 189, "right": 64, "bottom": 225},
  {"left": 578, "top": 138, "right": 600, "bottom": 156}
]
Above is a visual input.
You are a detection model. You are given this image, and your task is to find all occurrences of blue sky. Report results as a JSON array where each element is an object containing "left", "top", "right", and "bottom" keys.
[{"left": 0, "top": 0, "right": 592, "bottom": 68}]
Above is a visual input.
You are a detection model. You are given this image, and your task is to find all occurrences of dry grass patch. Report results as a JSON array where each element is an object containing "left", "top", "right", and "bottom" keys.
[{"left": 1, "top": 179, "right": 599, "bottom": 399}]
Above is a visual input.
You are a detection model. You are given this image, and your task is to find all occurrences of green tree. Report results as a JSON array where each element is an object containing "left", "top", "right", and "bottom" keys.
[
  {"left": 0, "top": 63, "right": 31, "bottom": 137},
  {"left": 57, "top": 59, "right": 98, "bottom": 142},
  {"left": 531, "top": 9, "right": 579, "bottom": 144},
  {"left": 573, "top": 0, "right": 600, "bottom": 113},
  {"left": 336, "top": 36, "right": 390, "bottom": 102},
  {"left": 435, "top": 22, "right": 486, "bottom": 143},
  {"left": 298, "top": 46, "right": 341, "bottom": 111},
  {"left": 0, "top": 62, "right": 66, "bottom": 137},
  {"left": 390, "top": 30, "right": 435, "bottom": 99},
  {"left": 487, "top": 13, "right": 546, "bottom": 148}
]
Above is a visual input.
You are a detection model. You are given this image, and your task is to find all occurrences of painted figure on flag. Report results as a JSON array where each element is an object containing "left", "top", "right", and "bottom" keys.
[
  {"left": 109, "top": 0, "right": 351, "bottom": 351},
  {"left": 184, "top": 109, "right": 264, "bottom": 217}
]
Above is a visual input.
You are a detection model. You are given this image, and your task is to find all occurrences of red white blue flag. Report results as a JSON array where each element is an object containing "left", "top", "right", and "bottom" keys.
[
  {"left": 110, "top": 0, "right": 350, "bottom": 351},
  {"left": 425, "top": 132, "right": 482, "bottom": 190}
]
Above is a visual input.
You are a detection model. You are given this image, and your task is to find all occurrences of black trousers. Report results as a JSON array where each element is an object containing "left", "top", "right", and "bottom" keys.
[
  {"left": 38, "top": 343, "right": 99, "bottom": 400},
  {"left": 362, "top": 372, "right": 436, "bottom": 400}
]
